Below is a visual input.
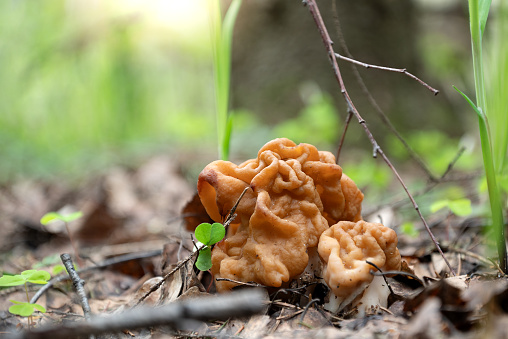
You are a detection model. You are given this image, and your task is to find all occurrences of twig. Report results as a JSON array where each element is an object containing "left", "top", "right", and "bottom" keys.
[
  {"left": 303, "top": 0, "right": 455, "bottom": 276},
  {"left": 276, "top": 309, "right": 303, "bottom": 321},
  {"left": 60, "top": 253, "right": 94, "bottom": 339},
  {"left": 215, "top": 278, "right": 265, "bottom": 288},
  {"left": 7, "top": 289, "right": 268, "bottom": 339},
  {"left": 134, "top": 246, "right": 203, "bottom": 306},
  {"left": 299, "top": 298, "right": 320, "bottom": 323},
  {"left": 31, "top": 249, "right": 162, "bottom": 304},
  {"left": 444, "top": 245, "right": 504, "bottom": 275},
  {"left": 440, "top": 147, "right": 466, "bottom": 180},
  {"left": 366, "top": 261, "right": 394, "bottom": 295},
  {"left": 336, "top": 111, "right": 352, "bottom": 163},
  {"left": 331, "top": 2, "right": 439, "bottom": 181},
  {"left": 370, "top": 270, "right": 424, "bottom": 286},
  {"left": 334, "top": 53, "right": 439, "bottom": 95},
  {"left": 223, "top": 186, "right": 249, "bottom": 227}
]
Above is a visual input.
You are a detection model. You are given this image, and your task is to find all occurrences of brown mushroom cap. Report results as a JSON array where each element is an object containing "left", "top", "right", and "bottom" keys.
[
  {"left": 197, "top": 138, "right": 364, "bottom": 291},
  {"left": 318, "top": 220, "right": 401, "bottom": 301}
]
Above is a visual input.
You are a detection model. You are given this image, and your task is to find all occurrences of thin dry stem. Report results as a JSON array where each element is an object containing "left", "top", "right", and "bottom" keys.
[
  {"left": 331, "top": 2, "right": 439, "bottom": 181},
  {"left": 134, "top": 246, "right": 202, "bottom": 306},
  {"left": 303, "top": 0, "right": 455, "bottom": 275},
  {"left": 334, "top": 53, "right": 439, "bottom": 95}
]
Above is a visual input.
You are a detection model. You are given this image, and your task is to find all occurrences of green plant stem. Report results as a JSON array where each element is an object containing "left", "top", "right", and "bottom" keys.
[
  {"left": 469, "top": 0, "right": 507, "bottom": 272},
  {"left": 211, "top": 0, "right": 241, "bottom": 161},
  {"left": 24, "top": 282, "right": 33, "bottom": 328}
]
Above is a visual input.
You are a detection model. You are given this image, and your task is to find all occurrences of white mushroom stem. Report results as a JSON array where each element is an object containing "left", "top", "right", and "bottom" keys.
[
  {"left": 323, "top": 275, "right": 390, "bottom": 315},
  {"left": 323, "top": 281, "right": 368, "bottom": 314},
  {"left": 355, "top": 275, "right": 390, "bottom": 317}
]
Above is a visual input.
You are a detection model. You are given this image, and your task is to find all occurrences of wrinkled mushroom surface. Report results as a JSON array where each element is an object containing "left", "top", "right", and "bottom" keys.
[
  {"left": 318, "top": 220, "right": 401, "bottom": 312},
  {"left": 197, "top": 138, "right": 363, "bottom": 291}
]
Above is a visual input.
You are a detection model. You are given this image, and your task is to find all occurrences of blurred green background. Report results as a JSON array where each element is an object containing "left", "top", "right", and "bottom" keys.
[{"left": 0, "top": 0, "right": 505, "bottom": 209}]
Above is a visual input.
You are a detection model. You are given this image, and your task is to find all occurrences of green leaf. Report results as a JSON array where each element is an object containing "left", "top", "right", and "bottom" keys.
[
  {"left": 60, "top": 211, "right": 83, "bottom": 223},
  {"left": 41, "top": 211, "right": 83, "bottom": 224},
  {"left": 0, "top": 275, "right": 26, "bottom": 287},
  {"left": 430, "top": 199, "right": 450, "bottom": 214},
  {"left": 430, "top": 198, "right": 472, "bottom": 217},
  {"left": 400, "top": 222, "right": 419, "bottom": 238},
  {"left": 208, "top": 223, "right": 226, "bottom": 245},
  {"left": 40, "top": 212, "right": 63, "bottom": 225},
  {"left": 9, "top": 302, "right": 36, "bottom": 317},
  {"left": 195, "top": 247, "right": 212, "bottom": 271},
  {"left": 52, "top": 265, "right": 65, "bottom": 276},
  {"left": 33, "top": 254, "right": 61, "bottom": 269},
  {"left": 195, "top": 222, "right": 225, "bottom": 246},
  {"left": 195, "top": 223, "right": 213, "bottom": 245},
  {"left": 22, "top": 270, "right": 51, "bottom": 284},
  {"left": 20, "top": 270, "right": 38, "bottom": 278},
  {"left": 479, "top": 0, "right": 492, "bottom": 38},
  {"left": 448, "top": 198, "right": 472, "bottom": 217},
  {"left": 32, "top": 303, "right": 46, "bottom": 313},
  {"left": 9, "top": 299, "right": 26, "bottom": 304}
]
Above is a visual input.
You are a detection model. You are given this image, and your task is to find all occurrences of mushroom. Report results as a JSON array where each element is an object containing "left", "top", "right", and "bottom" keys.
[
  {"left": 317, "top": 220, "right": 401, "bottom": 315},
  {"left": 197, "top": 138, "right": 364, "bottom": 291}
]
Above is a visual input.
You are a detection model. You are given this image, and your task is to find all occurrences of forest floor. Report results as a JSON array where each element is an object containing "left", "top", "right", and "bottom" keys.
[{"left": 1, "top": 155, "right": 507, "bottom": 339}]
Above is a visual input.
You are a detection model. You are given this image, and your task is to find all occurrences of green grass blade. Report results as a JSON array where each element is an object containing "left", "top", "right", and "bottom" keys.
[
  {"left": 468, "top": 0, "right": 506, "bottom": 272},
  {"left": 210, "top": 0, "right": 242, "bottom": 161},
  {"left": 479, "top": 0, "right": 492, "bottom": 38},
  {"left": 487, "top": 1, "right": 508, "bottom": 172},
  {"left": 453, "top": 86, "right": 485, "bottom": 120}
]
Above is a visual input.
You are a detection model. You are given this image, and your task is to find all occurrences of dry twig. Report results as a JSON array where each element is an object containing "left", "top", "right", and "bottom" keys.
[
  {"left": 8, "top": 289, "right": 268, "bottom": 339},
  {"left": 30, "top": 249, "right": 162, "bottom": 304},
  {"left": 60, "top": 253, "right": 94, "bottom": 339},
  {"left": 331, "top": 2, "right": 439, "bottom": 179},
  {"left": 303, "top": 0, "right": 455, "bottom": 275},
  {"left": 60, "top": 254, "right": 93, "bottom": 322}
]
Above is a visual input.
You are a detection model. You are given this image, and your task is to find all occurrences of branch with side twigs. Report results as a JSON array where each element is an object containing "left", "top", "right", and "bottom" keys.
[{"left": 303, "top": 0, "right": 455, "bottom": 275}]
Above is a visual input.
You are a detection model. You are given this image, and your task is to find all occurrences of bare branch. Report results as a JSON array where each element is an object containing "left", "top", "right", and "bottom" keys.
[
  {"left": 60, "top": 253, "right": 95, "bottom": 339},
  {"left": 31, "top": 249, "right": 162, "bottom": 304},
  {"left": 60, "top": 254, "right": 93, "bottom": 322},
  {"left": 331, "top": 2, "right": 439, "bottom": 181},
  {"left": 215, "top": 278, "right": 265, "bottom": 288},
  {"left": 303, "top": 0, "right": 455, "bottom": 275},
  {"left": 9, "top": 289, "right": 268, "bottom": 339},
  {"left": 334, "top": 53, "right": 439, "bottom": 95}
]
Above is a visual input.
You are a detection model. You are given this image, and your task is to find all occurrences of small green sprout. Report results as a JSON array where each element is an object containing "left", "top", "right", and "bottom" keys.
[
  {"left": 0, "top": 270, "right": 50, "bottom": 327},
  {"left": 8, "top": 300, "right": 46, "bottom": 317},
  {"left": 194, "top": 222, "right": 226, "bottom": 271},
  {"left": 400, "top": 222, "right": 420, "bottom": 238},
  {"left": 430, "top": 198, "right": 472, "bottom": 217},
  {"left": 40, "top": 210, "right": 83, "bottom": 265},
  {"left": 40, "top": 211, "right": 83, "bottom": 224}
]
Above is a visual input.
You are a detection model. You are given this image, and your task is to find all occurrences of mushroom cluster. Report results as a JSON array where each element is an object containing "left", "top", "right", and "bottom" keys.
[{"left": 196, "top": 138, "right": 401, "bottom": 312}]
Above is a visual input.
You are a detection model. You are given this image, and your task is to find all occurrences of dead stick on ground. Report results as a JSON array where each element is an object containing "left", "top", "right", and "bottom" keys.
[
  {"left": 7, "top": 289, "right": 268, "bottom": 339},
  {"left": 60, "top": 253, "right": 94, "bottom": 339},
  {"left": 31, "top": 249, "right": 162, "bottom": 304},
  {"left": 303, "top": 0, "right": 455, "bottom": 275}
]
